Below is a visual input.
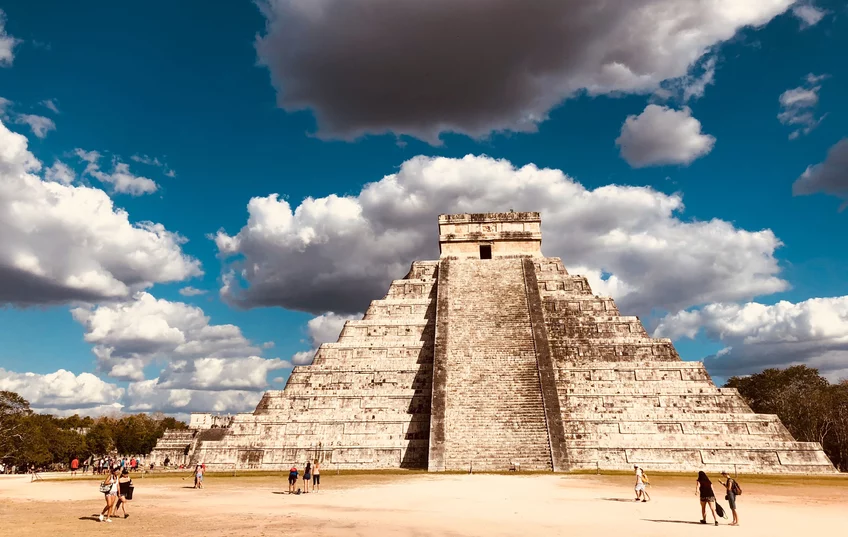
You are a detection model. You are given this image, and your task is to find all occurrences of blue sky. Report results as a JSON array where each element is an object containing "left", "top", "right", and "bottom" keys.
[{"left": 0, "top": 1, "right": 846, "bottom": 417}]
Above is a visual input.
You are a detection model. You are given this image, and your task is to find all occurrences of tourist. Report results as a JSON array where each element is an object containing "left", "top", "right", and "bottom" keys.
[
  {"left": 720, "top": 471, "right": 740, "bottom": 526},
  {"left": 70, "top": 457, "right": 79, "bottom": 476},
  {"left": 312, "top": 460, "right": 320, "bottom": 492},
  {"left": 83, "top": 455, "right": 92, "bottom": 475},
  {"left": 164, "top": 456, "right": 170, "bottom": 468},
  {"left": 303, "top": 461, "right": 312, "bottom": 493},
  {"left": 696, "top": 471, "right": 719, "bottom": 526},
  {"left": 193, "top": 464, "right": 204, "bottom": 489},
  {"left": 99, "top": 467, "right": 120, "bottom": 523},
  {"left": 633, "top": 465, "right": 649, "bottom": 502},
  {"left": 115, "top": 469, "right": 134, "bottom": 518},
  {"left": 288, "top": 465, "right": 298, "bottom": 494}
]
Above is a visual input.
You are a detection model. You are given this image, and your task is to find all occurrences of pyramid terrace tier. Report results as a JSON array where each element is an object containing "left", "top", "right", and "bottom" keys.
[
  {"left": 547, "top": 338, "right": 682, "bottom": 361},
  {"left": 566, "top": 445, "right": 835, "bottom": 473},
  {"left": 544, "top": 316, "right": 650, "bottom": 338},
  {"left": 364, "top": 298, "right": 434, "bottom": 319},
  {"left": 384, "top": 278, "right": 437, "bottom": 300},
  {"left": 310, "top": 343, "right": 433, "bottom": 366}
]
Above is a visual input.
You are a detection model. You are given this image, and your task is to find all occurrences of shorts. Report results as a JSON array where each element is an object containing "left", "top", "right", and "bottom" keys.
[
  {"left": 725, "top": 493, "right": 737, "bottom": 510},
  {"left": 304, "top": 474, "right": 311, "bottom": 481},
  {"left": 288, "top": 476, "right": 297, "bottom": 485},
  {"left": 196, "top": 474, "right": 203, "bottom": 481},
  {"left": 635, "top": 484, "right": 645, "bottom": 492},
  {"left": 700, "top": 496, "right": 716, "bottom": 503},
  {"left": 313, "top": 475, "right": 320, "bottom": 485}
]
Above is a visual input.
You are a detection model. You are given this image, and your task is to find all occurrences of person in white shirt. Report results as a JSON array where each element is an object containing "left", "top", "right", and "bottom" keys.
[{"left": 634, "top": 465, "right": 650, "bottom": 502}]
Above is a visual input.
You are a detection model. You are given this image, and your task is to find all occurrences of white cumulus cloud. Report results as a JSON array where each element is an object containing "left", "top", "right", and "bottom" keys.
[
  {"left": 0, "top": 368, "right": 124, "bottom": 415},
  {"left": 44, "top": 160, "right": 75, "bottom": 184},
  {"left": 15, "top": 114, "right": 56, "bottom": 138},
  {"left": 71, "top": 291, "right": 265, "bottom": 381},
  {"left": 216, "top": 154, "right": 786, "bottom": 318},
  {"left": 616, "top": 105, "right": 716, "bottom": 168},
  {"left": 292, "top": 312, "right": 360, "bottom": 365},
  {"left": 0, "top": 9, "right": 20, "bottom": 67},
  {"left": 179, "top": 286, "right": 207, "bottom": 297},
  {"left": 75, "top": 148, "right": 158, "bottom": 196},
  {"left": 778, "top": 73, "right": 828, "bottom": 139},
  {"left": 40, "top": 99, "right": 60, "bottom": 114},
  {"left": 654, "top": 297, "right": 848, "bottom": 381},
  {"left": 124, "top": 381, "right": 265, "bottom": 415},
  {"left": 792, "top": 3, "right": 827, "bottom": 28},
  {"left": 0, "top": 119, "right": 201, "bottom": 306}
]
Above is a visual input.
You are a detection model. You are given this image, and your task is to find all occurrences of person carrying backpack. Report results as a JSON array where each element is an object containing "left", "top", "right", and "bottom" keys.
[{"left": 720, "top": 471, "right": 741, "bottom": 526}]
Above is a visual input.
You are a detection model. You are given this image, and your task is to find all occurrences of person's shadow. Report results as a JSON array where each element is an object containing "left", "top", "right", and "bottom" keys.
[
  {"left": 601, "top": 498, "right": 639, "bottom": 502},
  {"left": 644, "top": 519, "right": 703, "bottom": 525},
  {"left": 79, "top": 515, "right": 101, "bottom": 522}
]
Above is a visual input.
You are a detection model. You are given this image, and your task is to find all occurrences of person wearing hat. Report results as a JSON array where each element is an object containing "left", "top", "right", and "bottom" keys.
[
  {"left": 720, "top": 471, "right": 739, "bottom": 526},
  {"left": 633, "top": 465, "right": 650, "bottom": 502}
]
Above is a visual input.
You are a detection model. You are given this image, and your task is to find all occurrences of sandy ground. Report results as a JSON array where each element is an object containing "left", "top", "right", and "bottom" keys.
[{"left": 1, "top": 472, "right": 846, "bottom": 537}]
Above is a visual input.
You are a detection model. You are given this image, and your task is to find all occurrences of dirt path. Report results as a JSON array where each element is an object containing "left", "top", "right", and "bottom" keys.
[{"left": 1, "top": 473, "right": 846, "bottom": 536}]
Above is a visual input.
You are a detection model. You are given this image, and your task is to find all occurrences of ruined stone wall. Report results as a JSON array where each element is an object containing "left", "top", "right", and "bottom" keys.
[
  {"left": 429, "top": 257, "right": 552, "bottom": 471},
  {"left": 192, "top": 261, "right": 438, "bottom": 470},
  {"left": 532, "top": 257, "right": 836, "bottom": 474}
]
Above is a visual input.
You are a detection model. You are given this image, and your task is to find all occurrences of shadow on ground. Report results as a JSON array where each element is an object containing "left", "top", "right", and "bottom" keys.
[{"left": 643, "top": 519, "right": 704, "bottom": 525}]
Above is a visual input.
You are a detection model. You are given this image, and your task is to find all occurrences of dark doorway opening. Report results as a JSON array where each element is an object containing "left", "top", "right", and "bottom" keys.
[{"left": 479, "top": 244, "right": 492, "bottom": 259}]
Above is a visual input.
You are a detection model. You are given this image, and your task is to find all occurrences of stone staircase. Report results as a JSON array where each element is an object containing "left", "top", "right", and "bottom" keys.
[{"left": 430, "top": 258, "right": 552, "bottom": 471}]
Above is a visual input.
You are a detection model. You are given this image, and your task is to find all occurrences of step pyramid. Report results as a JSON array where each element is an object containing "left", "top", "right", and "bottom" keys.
[{"left": 177, "top": 212, "right": 835, "bottom": 473}]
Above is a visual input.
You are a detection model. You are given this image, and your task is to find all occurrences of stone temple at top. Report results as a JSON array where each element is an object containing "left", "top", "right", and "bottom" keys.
[{"left": 154, "top": 212, "right": 835, "bottom": 473}]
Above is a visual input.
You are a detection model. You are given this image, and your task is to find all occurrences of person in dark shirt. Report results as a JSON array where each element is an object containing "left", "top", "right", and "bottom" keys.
[
  {"left": 288, "top": 466, "right": 298, "bottom": 494},
  {"left": 696, "top": 471, "right": 719, "bottom": 526}
]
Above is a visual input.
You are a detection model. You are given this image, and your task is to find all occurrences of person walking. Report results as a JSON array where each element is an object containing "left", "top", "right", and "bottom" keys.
[
  {"left": 720, "top": 471, "right": 740, "bottom": 526},
  {"left": 70, "top": 457, "right": 79, "bottom": 476},
  {"left": 696, "top": 471, "right": 719, "bottom": 526},
  {"left": 633, "top": 465, "right": 649, "bottom": 502},
  {"left": 193, "top": 464, "right": 204, "bottom": 489},
  {"left": 115, "top": 469, "right": 134, "bottom": 518},
  {"left": 288, "top": 465, "right": 298, "bottom": 494},
  {"left": 312, "top": 460, "right": 320, "bottom": 492},
  {"left": 303, "top": 461, "right": 312, "bottom": 493},
  {"left": 99, "top": 467, "right": 120, "bottom": 523}
]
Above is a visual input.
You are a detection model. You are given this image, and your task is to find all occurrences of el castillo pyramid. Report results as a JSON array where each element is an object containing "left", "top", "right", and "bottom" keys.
[{"left": 153, "top": 212, "right": 835, "bottom": 473}]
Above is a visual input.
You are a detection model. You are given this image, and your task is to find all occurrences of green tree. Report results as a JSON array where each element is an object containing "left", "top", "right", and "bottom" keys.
[
  {"left": 1, "top": 391, "right": 33, "bottom": 463},
  {"left": 85, "top": 420, "right": 115, "bottom": 455},
  {"left": 726, "top": 366, "right": 844, "bottom": 471}
]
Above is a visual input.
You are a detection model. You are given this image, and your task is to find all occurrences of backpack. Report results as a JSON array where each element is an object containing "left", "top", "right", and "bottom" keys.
[
  {"left": 642, "top": 472, "right": 650, "bottom": 485},
  {"left": 731, "top": 479, "right": 742, "bottom": 495}
]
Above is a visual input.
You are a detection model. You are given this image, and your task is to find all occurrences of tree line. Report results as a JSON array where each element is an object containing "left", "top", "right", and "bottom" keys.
[
  {"left": 0, "top": 390, "right": 187, "bottom": 472},
  {"left": 725, "top": 365, "right": 848, "bottom": 472}
]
